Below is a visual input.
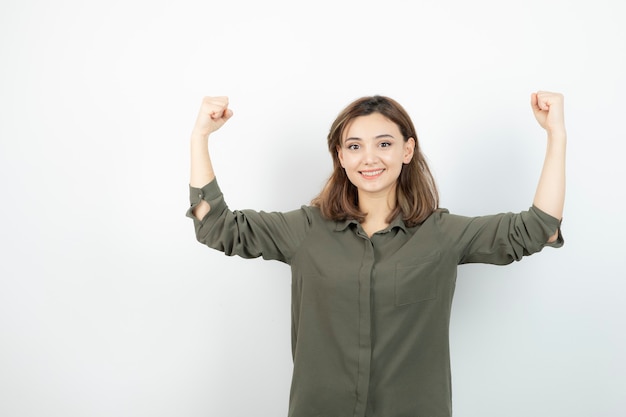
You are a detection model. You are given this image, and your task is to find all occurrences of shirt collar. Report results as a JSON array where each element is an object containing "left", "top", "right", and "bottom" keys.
[{"left": 334, "top": 214, "right": 408, "bottom": 234}]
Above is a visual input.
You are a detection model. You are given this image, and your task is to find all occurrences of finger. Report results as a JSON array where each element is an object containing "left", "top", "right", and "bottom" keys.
[
  {"left": 535, "top": 92, "right": 551, "bottom": 111},
  {"left": 209, "top": 107, "right": 233, "bottom": 120},
  {"left": 210, "top": 97, "right": 229, "bottom": 111},
  {"left": 530, "top": 92, "right": 541, "bottom": 112},
  {"left": 536, "top": 91, "right": 564, "bottom": 109},
  {"left": 203, "top": 101, "right": 230, "bottom": 120},
  {"left": 202, "top": 96, "right": 229, "bottom": 113},
  {"left": 203, "top": 95, "right": 229, "bottom": 106}
]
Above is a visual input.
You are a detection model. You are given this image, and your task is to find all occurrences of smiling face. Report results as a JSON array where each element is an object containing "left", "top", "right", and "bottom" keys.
[{"left": 337, "top": 112, "right": 415, "bottom": 204}]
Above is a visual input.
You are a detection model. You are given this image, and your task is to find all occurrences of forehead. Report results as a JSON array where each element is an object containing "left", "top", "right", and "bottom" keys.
[{"left": 343, "top": 112, "right": 401, "bottom": 140}]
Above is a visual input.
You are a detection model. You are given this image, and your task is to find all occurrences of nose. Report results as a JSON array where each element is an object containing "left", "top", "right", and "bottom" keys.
[{"left": 363, "top": 145, "right": 379, "bottom": 165}]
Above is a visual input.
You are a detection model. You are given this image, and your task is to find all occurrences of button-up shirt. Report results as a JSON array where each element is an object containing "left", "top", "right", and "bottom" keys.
[{"left": 187, "top": 179, "right": 563, "bottom": 417}]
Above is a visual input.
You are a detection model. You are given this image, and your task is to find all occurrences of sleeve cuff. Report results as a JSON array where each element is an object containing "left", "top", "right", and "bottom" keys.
[
  {"left": 530, "top": 205, "right": 564, "bottom": 248},
  {"left": 186, "top": 178, "right": 224, "bottom": 220}
]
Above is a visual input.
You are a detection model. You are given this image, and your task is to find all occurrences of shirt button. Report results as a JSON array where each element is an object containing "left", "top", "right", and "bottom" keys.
[{"left": 198, "top": 193, "right": 203, "bottom": 199}]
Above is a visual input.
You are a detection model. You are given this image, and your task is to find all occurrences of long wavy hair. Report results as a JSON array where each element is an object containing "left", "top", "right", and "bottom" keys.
[{"left": 311, "top": 95, "right": 439, "bottom": 227}]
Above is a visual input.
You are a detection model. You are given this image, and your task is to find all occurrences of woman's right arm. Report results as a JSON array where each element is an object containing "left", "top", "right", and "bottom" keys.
[
  {"left": 187, "top": 96, "right": 310, "bottom": 263},
  {"left": 189, "top": 96, "right": 233, "bottom": 220}
]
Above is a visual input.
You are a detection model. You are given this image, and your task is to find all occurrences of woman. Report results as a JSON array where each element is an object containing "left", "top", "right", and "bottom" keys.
[{"left": 186, "top": 93, "right": 565, "bottom": 417}]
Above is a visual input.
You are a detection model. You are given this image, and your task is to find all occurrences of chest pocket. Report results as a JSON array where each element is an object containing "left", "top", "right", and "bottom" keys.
[{"left": 394, "top": 252, "right": 441, "bottom": 306}]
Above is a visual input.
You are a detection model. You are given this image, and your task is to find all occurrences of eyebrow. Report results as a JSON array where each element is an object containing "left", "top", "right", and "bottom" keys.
[{"left": 345, "top": 134, "right": 396, "bottom": 141}]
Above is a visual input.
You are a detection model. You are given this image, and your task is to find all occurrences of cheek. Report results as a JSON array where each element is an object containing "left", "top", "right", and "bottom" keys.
[
  {"left": 383, "top": 153, "right": 405, "bottom": 168},
  {"left": 339, "top": 152, "right": 357, "bottom": 168}
]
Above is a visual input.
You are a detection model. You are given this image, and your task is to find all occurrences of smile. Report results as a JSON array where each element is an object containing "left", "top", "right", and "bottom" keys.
[{"left": 360, "top": 169, "right": 385, "bottom": 178}]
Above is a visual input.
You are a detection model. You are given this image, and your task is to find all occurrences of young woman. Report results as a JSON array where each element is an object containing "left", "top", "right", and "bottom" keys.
[{"left": 186, "top": 93, "right": 565, "bottom": 417}]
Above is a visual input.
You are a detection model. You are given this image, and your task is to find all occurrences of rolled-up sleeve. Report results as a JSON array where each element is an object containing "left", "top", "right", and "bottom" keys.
[
  {"left": 186, "top": 179, "right": 311, "bottom": 264},
  {"left": 435, "top": 205, "right": 563, "bottom": 265}
]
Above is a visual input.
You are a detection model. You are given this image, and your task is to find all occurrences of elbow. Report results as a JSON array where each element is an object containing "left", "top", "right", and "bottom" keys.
[
  {"left": 547, "top": 229, "right": 559, "bottom": 243},
  {"left": 192, "top": 200, "right": 211, "bottom": 221}
]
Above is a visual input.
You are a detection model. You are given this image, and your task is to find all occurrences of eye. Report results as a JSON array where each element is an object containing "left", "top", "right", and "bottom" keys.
[
  {"left": 347, "top": 143, "right": 360, "bottom": 150},
  {"left": 379, "top": 141, "right": 392, "bottom": 148}
]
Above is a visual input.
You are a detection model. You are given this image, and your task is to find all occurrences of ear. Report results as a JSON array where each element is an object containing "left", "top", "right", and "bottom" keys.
[
  {"left": 403, "top": 138, "right": 416, "bottom": 164},
  {"left": 337, "top": 146, "right": 345, "bottom": 168}
]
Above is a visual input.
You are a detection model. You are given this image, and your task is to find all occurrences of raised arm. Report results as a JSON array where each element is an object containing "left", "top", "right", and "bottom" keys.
[
  {"left": 190, "top": 96, "right": 233, "bottom": 220},
  {"left": 530, "top": 91, "right": 566, "bottom": 242}
]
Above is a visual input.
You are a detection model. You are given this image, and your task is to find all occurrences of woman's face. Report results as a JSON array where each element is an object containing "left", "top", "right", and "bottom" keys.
[{"left": 338, "top": 112, "right": 415, "bottom": 202}]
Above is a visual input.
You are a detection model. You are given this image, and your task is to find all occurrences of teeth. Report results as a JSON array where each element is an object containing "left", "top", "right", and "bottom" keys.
[{"left": 361, "top": 169, "right": 384, "bottom": 177}]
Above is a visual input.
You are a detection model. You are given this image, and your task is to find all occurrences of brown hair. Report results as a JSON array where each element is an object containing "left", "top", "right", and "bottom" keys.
[{"left": 311, "top": 95, "right": 439, "bottom": 227}]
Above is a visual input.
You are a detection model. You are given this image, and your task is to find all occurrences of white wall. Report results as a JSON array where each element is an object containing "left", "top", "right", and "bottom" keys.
[{"left": 1, "top": 0, "right": 624, "bottom": 416}]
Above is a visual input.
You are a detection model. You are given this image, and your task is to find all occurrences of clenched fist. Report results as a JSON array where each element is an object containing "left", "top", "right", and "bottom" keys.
[
  {"left": 192, "top": 96, "right": 234, "bottom": 137},
  {"left": 531, "top": 91, "right": 565, "bottom": 136}
]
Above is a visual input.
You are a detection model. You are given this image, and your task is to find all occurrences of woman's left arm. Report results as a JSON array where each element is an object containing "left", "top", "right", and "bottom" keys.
[{"left": 531, "top": 91, "right": 567, "bottom": 243}]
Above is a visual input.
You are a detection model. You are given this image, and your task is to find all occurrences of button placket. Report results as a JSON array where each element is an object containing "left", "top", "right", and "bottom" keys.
[{"left": 353, "top": 235, "right": 374, "bottom": 417}]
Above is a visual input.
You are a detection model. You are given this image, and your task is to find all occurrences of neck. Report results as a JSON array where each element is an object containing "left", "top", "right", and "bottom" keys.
[{"left": 358, "top": 188, "right": 397, "bottom": 235}]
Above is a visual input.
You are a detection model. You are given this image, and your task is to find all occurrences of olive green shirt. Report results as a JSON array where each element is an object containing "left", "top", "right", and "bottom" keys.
[{"left": 187, "top": 179, "right": 563, "bottom": 417}]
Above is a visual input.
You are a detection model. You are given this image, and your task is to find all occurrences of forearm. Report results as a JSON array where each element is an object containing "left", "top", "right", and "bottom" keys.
[
  {"left": 533, "top": 131, "right": 566, "bottom": 237},
  {"left": 190, "top": 132, "right": 214, "bottom": 219},
  {"left": 188, "top": 95, "right": 231, "bottom": 188},
  {"left": 190, "top": 132, "right": 215, "bottom": 187}
]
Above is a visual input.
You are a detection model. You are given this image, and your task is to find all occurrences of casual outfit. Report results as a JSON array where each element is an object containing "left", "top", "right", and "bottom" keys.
[{"left": 187, "top": 179, "right": 563, "bottom": 417}]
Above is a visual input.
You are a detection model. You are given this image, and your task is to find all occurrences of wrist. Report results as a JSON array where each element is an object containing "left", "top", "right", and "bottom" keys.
[
  {"left": 190, "top": 129, "right": 210, "bottom": 142},
  {"left": 546, "top": 129, "right": 567, "bottom": 142}
]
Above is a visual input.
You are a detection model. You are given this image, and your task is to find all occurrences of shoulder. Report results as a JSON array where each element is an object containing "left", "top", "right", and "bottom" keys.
[
  {"left": 423, "top": 207, "right": 451, "bottom": 224},
  {"left": 300, "top": 204, "right": 337, "bottom": 225},
  {"left": 422, "top": 207, "right": 480, "bottom": 236}
]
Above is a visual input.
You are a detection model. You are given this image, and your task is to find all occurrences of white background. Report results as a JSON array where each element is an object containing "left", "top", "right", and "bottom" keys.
[{"left": 1, "top": 0, "right": 625, "bottom": 416}]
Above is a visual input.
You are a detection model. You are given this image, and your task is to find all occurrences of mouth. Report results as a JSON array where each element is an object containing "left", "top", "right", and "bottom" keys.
[{"left": 359, "top": 168, "right": 385, "bottom": 179}]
